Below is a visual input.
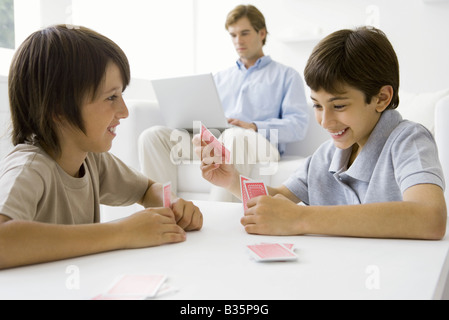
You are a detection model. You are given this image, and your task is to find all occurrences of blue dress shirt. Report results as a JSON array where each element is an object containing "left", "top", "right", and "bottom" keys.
[{"left": 214, "top": 56, "right": 309, "bottom": 155}]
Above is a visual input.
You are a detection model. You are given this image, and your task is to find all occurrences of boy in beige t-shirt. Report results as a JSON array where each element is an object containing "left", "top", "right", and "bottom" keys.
[
  {"left": 0, "top": 25, "right": 203, "bottom": 270},
  {"left": 1, "top": 144, "right": 148, "bottom": 224}
]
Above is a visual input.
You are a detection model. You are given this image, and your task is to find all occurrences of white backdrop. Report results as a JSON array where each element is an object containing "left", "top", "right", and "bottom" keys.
[{"left": 1, "top": 0, "right": 449, "bottom": 159}]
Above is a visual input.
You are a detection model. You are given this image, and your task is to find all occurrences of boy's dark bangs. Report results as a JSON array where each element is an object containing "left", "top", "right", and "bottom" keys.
[{"left": 305, "top": 62, "right": 348, "bottom": 95}]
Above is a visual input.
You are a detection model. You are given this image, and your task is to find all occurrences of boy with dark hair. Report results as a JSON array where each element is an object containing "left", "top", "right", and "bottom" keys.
[
  {"left": 0, "top": 25, "right": 202, "bottom": 269},
  {"left": 194, "top": 26, "right": 446, "bottom": 239}
]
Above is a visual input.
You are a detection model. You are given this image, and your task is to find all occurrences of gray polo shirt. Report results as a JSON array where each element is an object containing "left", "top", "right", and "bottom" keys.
[{"left": 284, "top": 110, "right": 445, "bottom": 205}]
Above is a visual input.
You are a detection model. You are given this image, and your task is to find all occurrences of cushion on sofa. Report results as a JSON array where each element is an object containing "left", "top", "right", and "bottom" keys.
[{"left": 397, "top": 89, "right": 449, "bottom": 134}]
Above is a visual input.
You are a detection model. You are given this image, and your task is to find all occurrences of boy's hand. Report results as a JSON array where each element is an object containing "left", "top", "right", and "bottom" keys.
[
  {"left": 118, "top": 208, "right": 186, "bottom": 248},
  {"left": 171, "top": 198, "right": 203, "bottom": 231},
  {"left": 241, "top": 194, "right": 303, "bottom": 235},
  {"left": 192, "top": 134, "right": 240, "bottom": 193}
]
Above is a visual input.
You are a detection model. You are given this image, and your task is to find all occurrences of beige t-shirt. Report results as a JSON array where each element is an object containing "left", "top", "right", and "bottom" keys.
[{"left": 0, "top": 143, "right": 148, "bottom": 224}]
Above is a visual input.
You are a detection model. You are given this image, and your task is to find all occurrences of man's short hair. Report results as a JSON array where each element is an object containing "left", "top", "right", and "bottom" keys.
[{"left": 225, "top": 4, "right": 268, "bottom": 45}]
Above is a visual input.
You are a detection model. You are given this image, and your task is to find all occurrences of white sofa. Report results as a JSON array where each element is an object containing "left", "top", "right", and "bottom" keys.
[
  {"left": 105, "top": 89, "right": 449, "bottom": 220},
  {"left": 111, "top": 90, "right": 449, "bottom": 199},
  {"left": 110, "top": 99, "right": 329, "bottom": 200}
]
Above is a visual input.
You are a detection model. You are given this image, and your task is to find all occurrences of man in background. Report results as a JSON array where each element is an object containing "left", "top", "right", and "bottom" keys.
[{"left": 138, "top": 4, "right": 309, "bottom": 201}]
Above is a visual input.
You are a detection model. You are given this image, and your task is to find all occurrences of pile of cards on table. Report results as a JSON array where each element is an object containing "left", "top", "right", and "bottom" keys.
[
  {"left": 93, "top": 274, "right": 175, "bottom": 300},
  {"left": 247, "top": 243, "right": 298, "bottom": 262}
]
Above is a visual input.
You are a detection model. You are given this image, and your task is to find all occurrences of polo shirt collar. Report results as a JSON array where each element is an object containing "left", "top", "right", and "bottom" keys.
[
  {"left": 329, "top": 109, "right": 403, "bottom": 182},
  {"left": 236, "top": 55, "right": 272, "bottom": 71}
]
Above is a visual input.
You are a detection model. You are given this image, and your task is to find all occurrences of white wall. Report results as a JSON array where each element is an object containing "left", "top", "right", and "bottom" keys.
[
  {"left": 1, "top": 0, "right": 449, "bottom": 159},
  {"left": 194, "top": 0, "right": 449, "bottom": 94},
  {"left": 0, "top": 75, "right": 12, "bottom": 160},
  {"left": 3, "top": 0, "right": 449, "bottom": 94},
  {"left": 77, "top": 0, "right": 449, "bottom": 96},
  {"left": 72, "top": 0, "right": 196, "bottom": 81}
]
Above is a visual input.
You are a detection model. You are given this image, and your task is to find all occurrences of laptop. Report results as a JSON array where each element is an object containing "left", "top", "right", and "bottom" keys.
[{"left": 151, "top": 73, "right": 230, "bottom": 131}]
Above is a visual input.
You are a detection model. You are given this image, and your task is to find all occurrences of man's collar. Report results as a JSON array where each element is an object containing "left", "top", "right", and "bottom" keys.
[{"left": 236, "top": 55, "right": 272, "bottom": 71}]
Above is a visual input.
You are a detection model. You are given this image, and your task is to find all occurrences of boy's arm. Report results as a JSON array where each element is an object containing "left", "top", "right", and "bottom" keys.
[
  {"left": 198, "top": 148, "right": 302, "bottom": 204},
  {"left": 243, "top": 184, "right": 447, "bottom": 240},
  {"left": 301, "top": 184, "right": 446, "bottom": 239},
  {"left": 0, "top": 208, "right": 186, "bottom": 270},
  {"left": 267, "top": 185, "right": 301, "bottom": 203},
  {"left": 137, "top": 179, "right": 164, "bottom": 207}
]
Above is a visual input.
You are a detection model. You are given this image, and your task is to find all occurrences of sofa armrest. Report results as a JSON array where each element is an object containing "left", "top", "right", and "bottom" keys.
[
  {"left": 110, "top": 99, "right": 164, "bottom": 170},
  {"left": 435, "top": 95, "right": 449, "bottom": 203}
]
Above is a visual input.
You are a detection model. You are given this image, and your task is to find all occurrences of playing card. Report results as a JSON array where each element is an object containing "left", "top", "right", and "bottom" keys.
[
  {"left": 240, "top": 175, "right": 250, "bottom": 211},
  {"left": 243, "top": 180, "right": 268, "bottom": 199},
  {"left": 261, "top": 242, "right": 296, "bottom": 251},
  {"left": 163, "top": 182, "right": 171, "bottom": 208},
  {"left": 200, "top": 123, "right": 231, "bottom": 164},
  {"left": 247, "top": 243, "right": 297, "bottom": 262},
  {"left": 93, "top": 274, "right": 167, "bottom": 300},
  {"left": 281, "top": 243, "right": 295, "bottom": 251}
]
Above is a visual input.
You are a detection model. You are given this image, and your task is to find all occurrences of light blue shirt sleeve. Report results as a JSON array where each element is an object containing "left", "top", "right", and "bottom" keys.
[{"left": 214, "top": 56, "right": 309, "bottom": 154}]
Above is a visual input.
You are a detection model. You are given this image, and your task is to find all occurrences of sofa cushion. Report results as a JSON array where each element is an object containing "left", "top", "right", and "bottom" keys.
[
  {"left": 397, "top": 89, "right": 449, "bottom": 134},
  {"left": 178, "top": 162, "right": 212, "bottom": 194},
  {"left": 267, "top": 156, "right": 307, "bottom": 187}
]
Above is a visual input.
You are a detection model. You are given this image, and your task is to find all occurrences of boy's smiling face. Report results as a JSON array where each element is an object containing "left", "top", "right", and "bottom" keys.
[
  {"left": 311, "top": 84, "right": 392, "bottom": 157},
  {"left": 80, "top": 62, "right": 128, "bottom": 153},
  {"left": 51, "top": 62, "right": 128, "bottom": 177},
  {"left": 59, "top": 62, "right": 128, "bottom": 156}
]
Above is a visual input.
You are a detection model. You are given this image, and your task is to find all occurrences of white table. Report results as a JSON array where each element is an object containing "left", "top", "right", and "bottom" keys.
[{"left": 1, "top": 200, "right": 448, "bottom": 300}]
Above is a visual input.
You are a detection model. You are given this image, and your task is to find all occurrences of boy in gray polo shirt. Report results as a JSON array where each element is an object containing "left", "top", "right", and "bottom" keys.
[{"left": 195, "top": 27, "right": 446, "bottom": 239}]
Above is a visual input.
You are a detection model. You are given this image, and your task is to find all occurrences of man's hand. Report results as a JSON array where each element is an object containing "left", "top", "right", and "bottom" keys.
[{"left": 227, "top": 118, "right": 257, "bottom": 131}]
